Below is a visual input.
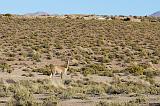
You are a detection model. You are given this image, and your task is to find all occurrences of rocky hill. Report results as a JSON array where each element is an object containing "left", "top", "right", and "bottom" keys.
[
  {"left": 24, "top": 11, "right": 50, "bottom": 16},
  {"left": 150, "top": 11, "right": 160, "bottom": 17}
]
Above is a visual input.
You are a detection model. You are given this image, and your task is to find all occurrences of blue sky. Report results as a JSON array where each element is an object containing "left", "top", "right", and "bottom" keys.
[{"left": 0, "top": 0, "right": 159, "bottom": 16}]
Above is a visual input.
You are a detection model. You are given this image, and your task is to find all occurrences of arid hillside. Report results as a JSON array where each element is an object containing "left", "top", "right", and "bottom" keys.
[{"left": 0, "top": 16, "right": 160, "bottom": 106}]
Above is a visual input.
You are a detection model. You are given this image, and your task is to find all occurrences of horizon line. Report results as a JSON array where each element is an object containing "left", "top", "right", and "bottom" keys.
[{"left": 0, "top": 11, "right": 152, "bottom": 16}]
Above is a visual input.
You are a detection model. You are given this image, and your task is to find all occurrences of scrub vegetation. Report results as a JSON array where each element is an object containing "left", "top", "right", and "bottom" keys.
[{"left": 0, "top": 15, "right": 160, "bottom": 106}]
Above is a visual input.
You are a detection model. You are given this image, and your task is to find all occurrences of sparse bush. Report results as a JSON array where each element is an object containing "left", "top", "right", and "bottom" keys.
[
  {"left": 22, "top": 68, "right": 30, "bottom": 72},
  {"left": 0, "top": 62, "right": 11, "bottom": 73},
  {"left": 85, "top": 85, "right": 105, "bottom": 96},
  {"left": 147, "top": 86, "right": 160, "bottom": 95},
  {"left": 107, "top": 81, "right": 148, "bottom": 94},
  {"left": 72, "top": 93, "right": 87, "bottom": 100},
  {"left": 64, "top": 80, "right": 72, "bottom": 85},
  {"left": 81, "top": 67, "right": 95, "bottom": 76},
  {"left": 143, "top": 68, "right": 159, "bottom": 77},
  {"left": 32, "top": 66, "right": 51, "bottom": 75},
  {"left": 7, "top": 69, "right": 13, "bottom": 73},
  {"left": 0, "top": 84, "right": 8, "bottom": 97},
  {"left": 131, "top": 96, "right": 147, "bottom": 104},
  {"left": 43, "top": 95, "right": 58, "bottom": 106},
  {"left": 97, "top": 101, "right": 138, "bottom": 106},
  {"left": 151, "top": 59, "right": 159, "bottom": 64},
  {"left": 124, "top": 17, "right": 131, "bottom": 21},
  {"left": 32, "top": 52, "right": 41, "bottom": 62},
  {"left": 125, "top": 65, "right": 144, "bottom": 75},
  {"left": 46, "top": 54, "right": 52, "bottom": 60},
  {"left": 3, "top": 13, "right": 12, "bottom": 17},
  {"left": 81, "top": 64, "right": 108, "bottom": 76},
  {"left": 57, "top": 89, "right": 73, "bottom": 99},
  {"left": 6, "top": 58, "right": 15, "bottom": 61},
  {"left": 98, "top": 70, "right": 113, "bottom": 77},
  {"left": 107, "top": 84, "right": 127, "bottom": 94},
  {"left": 54, "top": 43, "right": 63, "bottom": 49},
  {"left": 22, "top": 73, "right": 34, "bottom": 77},
  {"left": 68, "top": 68, "right": 80, "bottom": 73},
  {"left": 96, "top": 101, "right": 108, "bottom": 106},
  {"left": 12, "top": 84, "right": 36, "bottom": 105}
]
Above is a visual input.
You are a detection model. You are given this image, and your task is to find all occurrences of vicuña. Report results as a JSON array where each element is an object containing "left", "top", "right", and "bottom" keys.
[{"left": 49, "top": 60, "right": 69, "bottom": 79}]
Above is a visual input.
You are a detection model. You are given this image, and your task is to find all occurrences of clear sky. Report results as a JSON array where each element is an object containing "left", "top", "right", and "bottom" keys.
[{"left": 0, "top": 0, "right": 159, "bottom": 16}]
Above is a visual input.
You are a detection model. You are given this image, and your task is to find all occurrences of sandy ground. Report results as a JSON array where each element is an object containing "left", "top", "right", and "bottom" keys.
[{"left": 0, "top": 59, "right": 160, "bottom": 106}]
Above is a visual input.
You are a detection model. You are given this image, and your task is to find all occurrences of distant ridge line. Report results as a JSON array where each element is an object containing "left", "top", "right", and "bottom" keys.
[{"left": 150, "top": 11, "right": 160, "bottom": 17}]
